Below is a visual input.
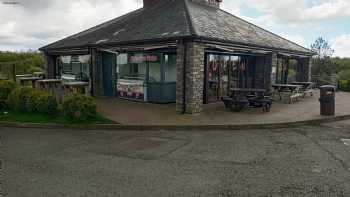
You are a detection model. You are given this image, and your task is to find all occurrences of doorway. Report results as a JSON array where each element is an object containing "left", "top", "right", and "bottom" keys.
[
  {"left": 205, "top": 54, "right": 230, "bottom": 103},
  {"left": 204, "top": 53, "right": 256, "bottom": 103},
  {"left": 102, "top": 52, "right": 116, "bottom": 97}
]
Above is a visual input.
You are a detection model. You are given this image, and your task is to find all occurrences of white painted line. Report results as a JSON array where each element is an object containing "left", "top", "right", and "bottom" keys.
[{"left": 341, "top": 139, "right": 350, "bottom": 146}]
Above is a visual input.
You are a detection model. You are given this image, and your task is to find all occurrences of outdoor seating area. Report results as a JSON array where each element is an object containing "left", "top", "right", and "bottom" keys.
[
  {"left": 97, "top": 90, "right": 350, "bottom": 126},
  {"left": 13, "top": 72, "right": 91, "bottom": 103},
  {"left": 272, "top": 82, "right": 315, "bottom": 104},
  {"left": 222, "top": 88, "right": 272, "bottom": 112}
]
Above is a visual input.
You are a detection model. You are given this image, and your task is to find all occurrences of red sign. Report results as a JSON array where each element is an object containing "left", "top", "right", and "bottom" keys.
[{"left": 129, "top": 55, "right": 158, "bottom": 63}]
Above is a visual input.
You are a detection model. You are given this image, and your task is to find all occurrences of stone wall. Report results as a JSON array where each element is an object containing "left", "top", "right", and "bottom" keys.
[{"left": 176, "top": 41, "right": 205, "bottom": 114}]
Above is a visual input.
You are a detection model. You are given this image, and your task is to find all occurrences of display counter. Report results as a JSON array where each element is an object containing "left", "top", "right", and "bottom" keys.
[{"left": 117, "top": 79, "right": 145, "bottom": 101}]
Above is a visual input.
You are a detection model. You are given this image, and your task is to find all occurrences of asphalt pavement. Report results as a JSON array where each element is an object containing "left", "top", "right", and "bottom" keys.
[{"left": 1, "top": 121, "right": 350, "bottom": 197}]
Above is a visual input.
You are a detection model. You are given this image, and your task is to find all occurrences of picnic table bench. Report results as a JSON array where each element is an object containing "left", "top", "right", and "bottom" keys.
[
  {"left": 272, "top": 84, "right": 304, "bottom": 103},
  {"left": 291, "top": 82, "right": 315, "bottom": 97},
  {"left": 222, "top": 88, "right": 272, "bottom": 112}
]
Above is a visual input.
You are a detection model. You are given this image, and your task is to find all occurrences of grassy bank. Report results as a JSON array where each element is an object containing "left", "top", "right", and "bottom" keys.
[{"left": 0, "top": 111, "right": 115, "bottom": 125}]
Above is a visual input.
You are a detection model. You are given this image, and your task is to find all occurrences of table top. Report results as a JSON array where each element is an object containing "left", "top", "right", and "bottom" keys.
[
  {"left": 16, "top": 74, "right": 33, "bottom": 78},
  {"left": 37, "top": 79, "right": 62, "bottom": 83},
  {"left": 231, "top": 88, "right": 266, "bottom": 92},
  {"left": 18, "top": 77, "right": 42, "bottom": 81},
  {"left": 291, "top": 82, "right": 314, "bottom": 85},
  {"left": 272, "top": 84, "right": 302, "bottom": 88},
  {"left": 63, "top": 81, "right": 89, "bottom": 87}
]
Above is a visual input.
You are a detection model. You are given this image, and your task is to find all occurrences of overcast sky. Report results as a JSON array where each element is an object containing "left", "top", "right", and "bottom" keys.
[{"left": 1, "top": 0, "right": 350, "bottom": 57}]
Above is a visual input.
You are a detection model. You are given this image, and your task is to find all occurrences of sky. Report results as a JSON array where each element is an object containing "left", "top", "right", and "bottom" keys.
[{"left": 0, "top": 0, "right": 350, "bottom": 57}]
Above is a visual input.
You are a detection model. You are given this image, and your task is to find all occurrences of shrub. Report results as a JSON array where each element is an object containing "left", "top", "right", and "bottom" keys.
[
  {"left": 7, "top": 87, "right": 58, "bottom": 114},
  {"left": 63, "top": 94, "right": 97, "bottom": 121},
  {"left": 0, "top": 80, "right": 16, "bottom": 110},
  {"left": 36, "top": 93, "right": 57, "bottom": 115},
  {"left": 7, "top": 87, "right": 34, "bottom": 112}
]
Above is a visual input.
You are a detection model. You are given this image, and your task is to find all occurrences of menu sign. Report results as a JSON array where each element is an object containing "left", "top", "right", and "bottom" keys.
[{"left": 129, "top": 54, "right": 159, "bottom": 63}]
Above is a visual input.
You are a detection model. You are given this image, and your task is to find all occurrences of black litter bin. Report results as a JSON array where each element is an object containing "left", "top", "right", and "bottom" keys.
[{"left": 319, "top": 85, "right": 336, "bottom": 116}]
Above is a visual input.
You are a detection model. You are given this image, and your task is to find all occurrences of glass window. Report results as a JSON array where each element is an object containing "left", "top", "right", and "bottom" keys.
[
  {"left": 118, "top": 53, "right": 147, "bottom": 81},
  {"left": 164, "top": 54, "right": 177, "bottom": 82},
  {"left": 59, "top": 55, "right": 90, "bottom": 81},
  {"left": 149, "top": 62, "right": 161, "bottom": 83}
]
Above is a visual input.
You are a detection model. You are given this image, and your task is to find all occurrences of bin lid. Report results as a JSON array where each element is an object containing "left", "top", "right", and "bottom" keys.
[{"left": 320, "top": 85, "right": 336, "bottom": 90}]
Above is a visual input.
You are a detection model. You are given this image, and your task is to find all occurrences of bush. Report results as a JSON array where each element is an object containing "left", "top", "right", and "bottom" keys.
[
  {"left": 63, "top": 94, "right": 97, "bottom": 121},
  {"left": 7, "top": 87, "right": 57, "bottom": 114},
  {"left": 7, "top": 87, "right": 34, "bottom": 112},
  {"left": 0, "top": 80, "right": 16, "bottom": 110},
  {"left": 36, "top": 93, "right": 57, "bottom": 115}
]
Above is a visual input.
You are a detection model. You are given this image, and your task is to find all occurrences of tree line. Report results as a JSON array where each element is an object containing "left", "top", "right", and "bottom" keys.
[
  {"left": 311, "top": 37, "right": 350, "bottom": 81},
  {"left": 0, "top": 51, "right": 44, "bottom": 79}
]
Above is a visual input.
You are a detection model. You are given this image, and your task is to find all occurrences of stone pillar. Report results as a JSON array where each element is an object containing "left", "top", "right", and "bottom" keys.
[
  {"left": 297, "top": 57, "right": 312, "bottom": 82},
  {"left": 91, "top": 48, "right": 104, "bottom": 97},
  {"left": 176, "top": 41, "right": 205, "bottom": 114},
  {"left": 261, "top": 53, "right": 277, "bottom": 95},
  {"left": 44, "top": 52, "right": 56, "bottom": 79}
]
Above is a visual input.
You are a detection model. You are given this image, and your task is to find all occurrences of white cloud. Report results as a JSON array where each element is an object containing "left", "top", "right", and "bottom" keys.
[
  {"left": 332, "top": 34, "right": 350, "bottom": 57},
  {"left": 245, "top": 0, "right": 350, "bottom": 24},
  {"left": 0, "top": 0, "right": 142, "bottom": 51}
]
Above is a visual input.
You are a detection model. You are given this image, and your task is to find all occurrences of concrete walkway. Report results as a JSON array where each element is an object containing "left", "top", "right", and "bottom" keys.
[{"left": 97, "top": 91, "right": 350, "bottom": 126}]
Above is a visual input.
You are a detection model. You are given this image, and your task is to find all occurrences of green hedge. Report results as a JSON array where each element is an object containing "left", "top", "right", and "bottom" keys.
[
  {"left": 338, "top": 80, "right": 350, "bottom": 91},
  {"left": 7, "top": 87, "right": 57, "bottom": 115},
  {"left": 63, "top": 93, "right": 97, "bottom": 121},
  {"left": 3, "top": 84, "right": 99, "bottom": 122},
  {"left": 0, "top": 80, "right": 16, "bottom": 110}
]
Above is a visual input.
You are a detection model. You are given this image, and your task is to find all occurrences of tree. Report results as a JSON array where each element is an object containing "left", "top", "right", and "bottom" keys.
[
  {"left": 311, "top": 37, "right": 334, "bottom": 58},
  {"left": 310, "top": 37, "right": 338, "bottom": 81}
]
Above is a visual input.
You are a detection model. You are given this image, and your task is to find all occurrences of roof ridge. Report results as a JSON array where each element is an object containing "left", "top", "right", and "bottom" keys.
[
  {"left": 217, "top": 8, "right": 312, "bottom": 53},
  {"left": 183, "top": 0, "right": 197, "bottom": 37}
]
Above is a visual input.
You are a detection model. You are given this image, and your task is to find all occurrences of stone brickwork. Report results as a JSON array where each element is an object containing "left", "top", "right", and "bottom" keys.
[
  {"left": 176, "top": 41, "right": 205, "bottom": 114},
  {"left": 297, "top": 57, "right": 312, "bottom": 82}
]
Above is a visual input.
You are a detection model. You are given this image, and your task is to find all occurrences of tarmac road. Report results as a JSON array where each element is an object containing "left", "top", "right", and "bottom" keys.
[{"left": 1, "top": 121, "right": 350, "bottom": 197}]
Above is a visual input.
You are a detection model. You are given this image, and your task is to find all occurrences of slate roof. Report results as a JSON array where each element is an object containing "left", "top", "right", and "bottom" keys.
[{"left": 40, "top": 0, "right": 313, "bottom": 55}]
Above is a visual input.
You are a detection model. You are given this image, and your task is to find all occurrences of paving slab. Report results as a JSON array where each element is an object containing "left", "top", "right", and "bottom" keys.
[{"left": 97, "top": 91, "right": 350, "bottom": 126}]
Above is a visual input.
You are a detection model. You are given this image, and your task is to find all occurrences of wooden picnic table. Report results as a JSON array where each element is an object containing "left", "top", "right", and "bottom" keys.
[
  {"left": 230, "top": 88, "right": 266, "bottom": 97},
  {"left": 290, "top": 82, "right": 315, "bottom": 97},
  {"left": 63, "top": 81, "right": 90, "bottom": 95},
  {"left": 223, "top": 88, "right": 272, "bottom": 112},
  {"left": 18, "top": 77, "right": 42, "bottom": 88},
  {"left": 36, "top": 79, "right": 62, "bottom": 91},
  {"left": 272, "top": 84, "right": 304, "bottom": 103}
]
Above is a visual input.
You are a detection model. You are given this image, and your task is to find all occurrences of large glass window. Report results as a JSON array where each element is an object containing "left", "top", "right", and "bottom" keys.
[
  {"left": 149, "top": 62, "right": 161, "bottom": 83},
  {"left": 59, "top": 55, "right": 90, "bottom": 81},
  {"left": 118, "top": 53, "right": 147, "bottom": 81},
  {"left": 164, "top": 54, "right": 177, "bottom": 82}
]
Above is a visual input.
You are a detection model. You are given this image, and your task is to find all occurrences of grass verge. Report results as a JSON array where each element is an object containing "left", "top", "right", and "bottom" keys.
[{"left": 0, "top": 110, "right": 115, "bottom": 125}]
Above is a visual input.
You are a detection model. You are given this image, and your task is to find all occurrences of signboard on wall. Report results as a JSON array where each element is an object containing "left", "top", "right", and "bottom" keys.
[{"left": 129, "top": 54, "right": 159, "bottom": 63}]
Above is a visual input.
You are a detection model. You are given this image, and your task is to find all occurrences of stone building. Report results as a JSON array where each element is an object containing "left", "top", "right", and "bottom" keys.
[{"left": 40, "top": 0, "right": 315, "bottom": 114}]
